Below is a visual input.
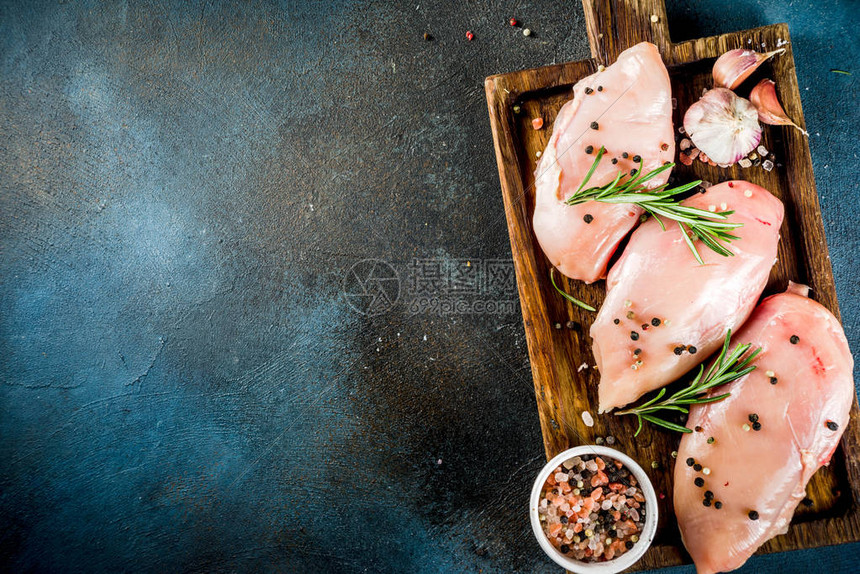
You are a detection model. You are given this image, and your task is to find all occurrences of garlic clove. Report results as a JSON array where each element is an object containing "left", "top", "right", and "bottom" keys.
[
  {"left": 713, "top": 48, "right": 786, "bottom": 90},
  {"left": 683, "top": 88, "right": 762, "bottom": 166},
  {"left": 750, "top": 78, "right": 809, "bottom": 136}
]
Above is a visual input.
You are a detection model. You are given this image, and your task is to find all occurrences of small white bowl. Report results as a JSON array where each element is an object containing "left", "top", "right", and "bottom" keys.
[{"left": 529, "top": 446, "right": 658, "bottom": 573}]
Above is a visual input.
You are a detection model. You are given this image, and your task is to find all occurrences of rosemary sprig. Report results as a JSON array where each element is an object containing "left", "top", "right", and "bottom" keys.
[
  {"left": 565, "top": 146, "right": 743, "bottom": 264},
  {"left": 550, "top": 268, "right": 596, "bottom": 312},
  {"left": 615, "top": 329, "right": 761, "bottom": 436}
]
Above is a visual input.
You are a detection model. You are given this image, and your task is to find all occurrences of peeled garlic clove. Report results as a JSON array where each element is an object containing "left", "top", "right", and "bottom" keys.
[
  {"left": 750, "top": 78, "right": 809, "bottom": 136},
  {"left": 683, "top": 88, "right": 761, "bottom": 165},
  {"left": 713, "top": 48, "right": 786, "bottom": 90}
]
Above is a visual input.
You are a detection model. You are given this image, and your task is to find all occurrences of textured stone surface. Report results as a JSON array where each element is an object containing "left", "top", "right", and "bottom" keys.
[{"left": 0, "top": 1, "right": 856, "bottom": 572}]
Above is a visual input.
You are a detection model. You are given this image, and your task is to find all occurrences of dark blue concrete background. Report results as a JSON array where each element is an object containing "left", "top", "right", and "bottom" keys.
[{"left": 0, "top": 1, "right": 857, "bottom": 572}]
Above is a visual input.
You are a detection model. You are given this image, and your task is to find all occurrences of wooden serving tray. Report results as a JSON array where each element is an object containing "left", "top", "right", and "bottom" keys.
[{"left": 485, "top": 0, "right": 860, "bottom": 569}]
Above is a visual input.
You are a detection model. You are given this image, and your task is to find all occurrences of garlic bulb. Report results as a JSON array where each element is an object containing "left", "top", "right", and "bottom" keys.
[
  {"left": 750, "top": 78, "right": 808, "bottom": 136},
  {"left": 683, "top": 88, "right": 761, "bottom": 166},
  {"left": 713, "top": 48, "right": 786, "bottom": 90}
]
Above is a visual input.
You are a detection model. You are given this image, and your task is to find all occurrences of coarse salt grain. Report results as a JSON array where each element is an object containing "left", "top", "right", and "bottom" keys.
[
  {"left": 744, "top": 189, "right": 753, "bottom": 197},
  {"left": 578, "top": 362, "right": 589, "bottom": 372},
  {"left": 708, "top": 205, "right": 717, "bottom": 212},
  {"left": 703, "top": 467, "right": 711, "bottom": 475},
  {"left": 757, "top": 145, "right": 769, "bottom": 156},
  {"left": 720, "top": 202, "right": 728, "bottom": 210},
  {"left": 763, "top": 159, "right": 774, "bottom": 171},
  {"left": 536, "top": 150, "right": 542, "bottom": 158},
  {"left": 766, "top": 370, "right": 775, "bottom": 377},
  {"left": 739, "top": 158, "right": 753, "bottom": 168},
  {"left": 582, "top": 411, "right": 594, "bottom": 427},
  {"left": 597, "top": 64, "right": 605, "bottom": 72}
]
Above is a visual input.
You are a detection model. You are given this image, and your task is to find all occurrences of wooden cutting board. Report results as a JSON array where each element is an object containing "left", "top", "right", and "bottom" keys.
[{"left": 485, "top": 0, "right": 860, "bottom": 569}]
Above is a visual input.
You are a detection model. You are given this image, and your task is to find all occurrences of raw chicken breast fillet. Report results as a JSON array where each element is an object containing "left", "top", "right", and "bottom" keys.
[
  {"left": 675, "top": 282, "right": 854, "bottom": 574},
  {"left": 591, "top": 181, "right": 784, "bottom": 412},
  {"left": 533, "top": 42, "right": 675, "bottom": 283}
]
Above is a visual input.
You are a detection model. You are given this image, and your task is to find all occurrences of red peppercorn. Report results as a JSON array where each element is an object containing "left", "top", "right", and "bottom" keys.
[
  {"left": 465, "top": 30, "right": 474, "bottom": 41},
  {"left": 510, "top": 17, "right": 518, "bottom": 26}
]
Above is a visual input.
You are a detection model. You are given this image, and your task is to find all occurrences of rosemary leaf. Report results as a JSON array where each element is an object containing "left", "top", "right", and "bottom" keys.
[
  {"left": 549, "top": 268, "right": 596, "bottom": 312},
  {"left": 564, "top": 146, "right": 743, "bottom": 262},
  {"left": 616, "top": 329, "right": 761, "bottom": 435},
  {"left": 640, "top": 415, "right": 692, "bottom": 434}
]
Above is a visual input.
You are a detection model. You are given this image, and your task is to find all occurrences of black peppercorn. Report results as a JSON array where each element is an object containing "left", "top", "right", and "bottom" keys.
[
  {"left": 633, "top": 348, "right": 641, "bottom": 355},
  {"left": 560, "top": 544, "right": 570, "bottom": 553},
  {"left": 632, "top": 154, "right": 641, "bottom": 163},
  {"left": 748, "top": 413, "right": 759, "bottom": 423},
  {"left": 688, "top": 346, "right": 697, "bottom": 354},
  {"left": 674, "top": 346, "right": 684, "bottom": 355},
  {"left": 790, "top": 335, "right": 799, "bottom": 344},
  {"left": 560, "top": 515, "right": 568, "bottom": 524},
  {"left": 802, "top": 498, "right": 814, "bottom": 507},
  {"left": 585, "top": 145, "right": 594, "bottom": 154},
  {"left": 707, "top": 436, "right": 715, "bottom": 444},
  {"left": 826, "top": 421, "right": 839, "bottom": 431},
  {"left": 695, "top": 477, "right": 705, "bottom": 487},
  {"left": 703, "top": 498, "right": 712, "bottom": 507},
  {"left": 625, "top": 540, "right": 634, "bottom": 550},
  {"left": 705, "top": 490, "right": 714, "bottom": 499},
  {"left": 630, "top": 331, "right": 639, "bottom": 341},
  {"left": 694, "top": 463, "right": 702, "bottom": 472},
  {"left": 611, "top": 158, "right": 618, "bottom": 164},
  {"left": 714, "top": 501, "right": 723, "bottom": 509},
  {"left": 585, "top": 87, "right": 594, "bottom": 94},
  {"left": 770, "top": 377, "right": 778, "bottom": 385},
  {"left": 597, "top": 86, "right": 603, "bottom": 92},
  {"left": 752, "top": 422, "right": 762, "bottom": 431},
  {"left": 622, "top": 152, "right": 629, "bottom": 159},
  {"left": 583, "top": 214, "right": 594, "bottom": 224},
  {"left": 651, "top": 318, "right": 661, "bottom": 326},
  {"left": 590, "top": 121, "right": 599, "bottom": 130},
  {"left": 613, "top": 318, "right": 620, "bottom": 324},
  {"left": 748, "top": 510, "right": 759, "bottom": 520},
  {"left": 686, "top": 458, "right": 695, "bottom": 467},
  {"left": 630, "top": 168, "right": 637, "bottom": 176}
]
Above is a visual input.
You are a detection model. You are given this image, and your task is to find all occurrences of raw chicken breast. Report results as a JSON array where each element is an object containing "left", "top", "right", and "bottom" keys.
[
  {"left": 533, "top": 42, "right": 675, "bottom": 283},
  {"left": 591, "top": 181, "right": 783, "bottom": 412},
  {"left": 675, "top": 283, "right": 854, "bottom": 574}
]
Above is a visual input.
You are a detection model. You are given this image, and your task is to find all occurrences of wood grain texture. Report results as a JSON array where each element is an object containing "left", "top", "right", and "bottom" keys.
[{"left": 485, "top": 0, "right": 860, "bottom": 569}]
